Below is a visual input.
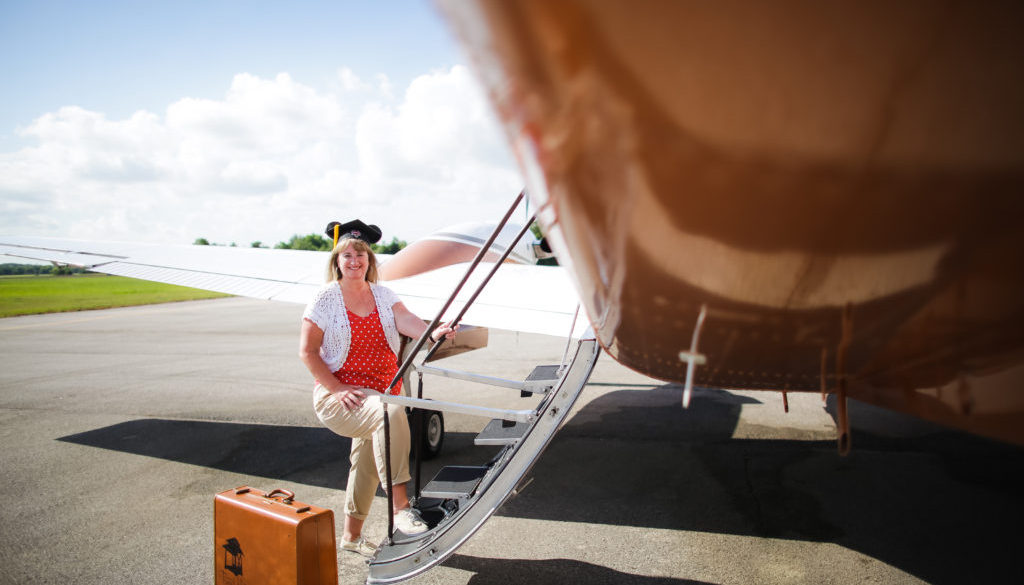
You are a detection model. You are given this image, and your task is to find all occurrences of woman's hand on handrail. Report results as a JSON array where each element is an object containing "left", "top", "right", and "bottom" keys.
[{"left": 429, "top": 322, "right": 459, "bottom": 343}]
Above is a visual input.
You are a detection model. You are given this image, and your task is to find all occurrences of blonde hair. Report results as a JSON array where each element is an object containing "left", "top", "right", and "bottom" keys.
[{"left": 327, "top": 238, "right": 379, "bottom": 283}]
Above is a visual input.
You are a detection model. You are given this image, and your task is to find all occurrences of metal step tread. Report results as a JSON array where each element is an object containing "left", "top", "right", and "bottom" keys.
[
  {"left": 522, "top": 364, "right": 562, "bottom": 396},
  {"left": 419, "top": 465, "right": 489, "bottom": 499},
  {"left": 525, "top": 364, "right": 561, "bottom": 382},
  {"left": 475, "top": 418, "right": 531, "bottom": 446}
]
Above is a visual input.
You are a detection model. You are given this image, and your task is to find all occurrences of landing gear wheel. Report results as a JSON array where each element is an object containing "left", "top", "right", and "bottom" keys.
[{"left": 421, "top": 410, "right": 444, "bottom": 460}]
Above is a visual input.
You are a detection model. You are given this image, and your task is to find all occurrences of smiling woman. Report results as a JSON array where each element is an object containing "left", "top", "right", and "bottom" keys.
[{"left": 0, "top": 273, "right": 231, "bottom": 318}]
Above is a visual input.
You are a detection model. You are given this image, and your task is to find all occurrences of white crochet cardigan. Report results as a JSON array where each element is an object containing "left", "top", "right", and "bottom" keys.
[{"left": 302, "top": 281, "right": 401, "bottom": 372}]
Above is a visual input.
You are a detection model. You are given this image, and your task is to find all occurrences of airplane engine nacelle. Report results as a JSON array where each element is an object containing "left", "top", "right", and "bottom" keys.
[{"left": 379, "top": 221, "right": 538, "bottom": 281}]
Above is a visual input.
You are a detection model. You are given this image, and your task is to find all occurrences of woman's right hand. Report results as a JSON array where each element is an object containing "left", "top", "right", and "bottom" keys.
[{"left": 331, "top": 385, "right": 367, "bottom": 410}]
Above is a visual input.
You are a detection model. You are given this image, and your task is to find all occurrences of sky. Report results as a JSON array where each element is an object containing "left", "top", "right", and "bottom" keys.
[{"left": 0, "top": 0, "right": 524, "bottom": 248}]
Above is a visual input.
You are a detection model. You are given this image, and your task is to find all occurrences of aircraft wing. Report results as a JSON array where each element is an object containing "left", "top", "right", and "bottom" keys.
[
  {"left": 0, "top": 235, "right": 586, "bottom": 338},
  {"left": 0, "top": 236, "right": 327, "bottom": 304}
]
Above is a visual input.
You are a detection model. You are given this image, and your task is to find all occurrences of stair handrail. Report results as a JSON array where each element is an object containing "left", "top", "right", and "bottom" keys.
[
  {"left": 415, "top": 214, "right": 537, "bottom": 366},
  {"left": 385, "top": 189, "right": 526, "bottom": 393}
]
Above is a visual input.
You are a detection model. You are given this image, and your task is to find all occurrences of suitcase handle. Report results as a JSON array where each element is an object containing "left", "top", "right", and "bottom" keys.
[{"left": 264, "top": 489, "right": 295, "bottom": 504}]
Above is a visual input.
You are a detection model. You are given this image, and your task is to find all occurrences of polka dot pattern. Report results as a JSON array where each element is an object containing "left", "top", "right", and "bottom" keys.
[{"left": 332, "top": 308, "right": 402, "bottom": 395}]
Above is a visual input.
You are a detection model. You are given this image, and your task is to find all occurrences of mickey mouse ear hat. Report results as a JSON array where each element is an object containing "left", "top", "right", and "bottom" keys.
[{"left": 325, "top": 220, "right": 383, "bottom": 246}]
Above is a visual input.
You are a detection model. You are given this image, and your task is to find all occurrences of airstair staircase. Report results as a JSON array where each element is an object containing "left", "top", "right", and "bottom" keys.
[
  {"left": 370, "top": 341, "right": 598, "bottom": 583},
  {"left": 365, "top": 192, "right": 601, "bottom": 583}
]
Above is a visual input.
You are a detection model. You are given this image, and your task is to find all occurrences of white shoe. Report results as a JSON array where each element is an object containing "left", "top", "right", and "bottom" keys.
[
  {"left": 394, "top": 508, "right": 428, "bottom": 535},
  {"left": 340, "top": 536, "right": 378, "bottom": 557}
]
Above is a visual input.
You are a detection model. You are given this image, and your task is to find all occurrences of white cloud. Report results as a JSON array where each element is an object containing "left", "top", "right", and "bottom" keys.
[
  {"left": 0, "top": 66, "right": 522, "bottom": 247},
  {"left": 339, "top": 67, "right": 372, "bottom": 92}
]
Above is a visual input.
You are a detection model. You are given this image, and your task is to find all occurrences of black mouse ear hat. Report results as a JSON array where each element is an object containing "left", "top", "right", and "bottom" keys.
[{"left": 324, "top": 219, "right": 382, "bottom": 244}]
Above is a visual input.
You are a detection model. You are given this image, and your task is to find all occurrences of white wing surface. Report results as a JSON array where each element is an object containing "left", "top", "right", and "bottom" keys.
[
  {"left": 0, "top": 236, "right": 328, "bottom": 304},
  {"left": 386, "top": 262, "right": 586, "bottom": 338},
  {"left": 0, "top": 236, "right": 585, "bottom": 338}
]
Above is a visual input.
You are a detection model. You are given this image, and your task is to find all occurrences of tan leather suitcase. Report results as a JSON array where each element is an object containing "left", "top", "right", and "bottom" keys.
[{"left": 214, "top": 486, "right": 338, "bottom": 585}]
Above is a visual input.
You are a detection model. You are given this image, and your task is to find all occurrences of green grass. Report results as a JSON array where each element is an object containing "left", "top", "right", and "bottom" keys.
[{"left": 0, "top": 273, "right": 232, "bottom": 318}]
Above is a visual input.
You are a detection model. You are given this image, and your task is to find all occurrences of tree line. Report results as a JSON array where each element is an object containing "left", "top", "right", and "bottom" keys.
[
  {"left": 0, "top": 263, "right": 88, "bottom": 276},
  {"left": 193, "top": 234, "right": 407, "bottom": 254}
]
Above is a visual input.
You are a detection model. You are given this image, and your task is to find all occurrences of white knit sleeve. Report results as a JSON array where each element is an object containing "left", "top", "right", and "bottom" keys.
[
  {"left": 302, "top": 285, "right": 333, "bottom": 332},
  {"left": 373, "top": 284, "right": 402, "bottom": 356}
]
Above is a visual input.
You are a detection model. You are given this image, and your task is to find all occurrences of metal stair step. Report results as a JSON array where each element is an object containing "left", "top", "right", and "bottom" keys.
[
  {"left": 475, "top": 418, "right": 531, "bottom": 446},
  {"left": 419, "top": 466, "right": 489, "bottom": 499},
  {"left": 522, "top": 364, "right": 562, "bottom": 396}
]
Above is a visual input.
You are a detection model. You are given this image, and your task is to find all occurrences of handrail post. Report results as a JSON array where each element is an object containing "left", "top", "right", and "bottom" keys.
[
  {"left": 413, "top": 372, "right": 424, "bottom": 500},
  {"left": 383, "top": 400, "right": 394, "bottom": 544}
]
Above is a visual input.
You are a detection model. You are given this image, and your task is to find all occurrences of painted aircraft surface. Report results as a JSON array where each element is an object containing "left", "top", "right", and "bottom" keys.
[{"left": 432, "top": 0, "right": 1024, "bottom": 449}]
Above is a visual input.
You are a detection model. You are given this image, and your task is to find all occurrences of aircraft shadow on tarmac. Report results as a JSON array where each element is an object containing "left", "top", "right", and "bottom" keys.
[
  {"left": 58, "top": 420, "right": 358, "bottom": 489},
  {"left": 56, "top": 418, "right": 489, "bottom": 491},
  {"left": 506, "top": 384, "right": 1024, "bottom": 585},
  {"left": 57, "top": 384, "right": 1023, "bottom": 585},
  {"left": 443, "top": 554, "right": 711, "bottom": 585}
]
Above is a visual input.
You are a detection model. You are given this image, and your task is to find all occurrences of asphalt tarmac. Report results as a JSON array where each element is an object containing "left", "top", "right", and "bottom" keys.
[{"left": 1, "top": 297, "right": 1021, "bottom": 585}]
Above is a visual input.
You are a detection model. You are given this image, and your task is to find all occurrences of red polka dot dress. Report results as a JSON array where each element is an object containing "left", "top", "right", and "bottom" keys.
[{"left": 332, "top": 308, "right": 402, "bottom": 395}]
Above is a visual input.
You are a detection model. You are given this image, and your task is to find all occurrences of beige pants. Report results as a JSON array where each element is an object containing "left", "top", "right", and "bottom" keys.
[{"left": 313, "top": 384, "right": 411, "bottom": 520}]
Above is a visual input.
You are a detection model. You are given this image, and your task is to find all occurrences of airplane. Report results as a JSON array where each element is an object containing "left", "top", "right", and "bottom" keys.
[
  {"left": 431, "top": 0, "right": 1024, "bottom": 447},
  {"left": 3, "top": 0, "right": 1024, "bottom": 582}
]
